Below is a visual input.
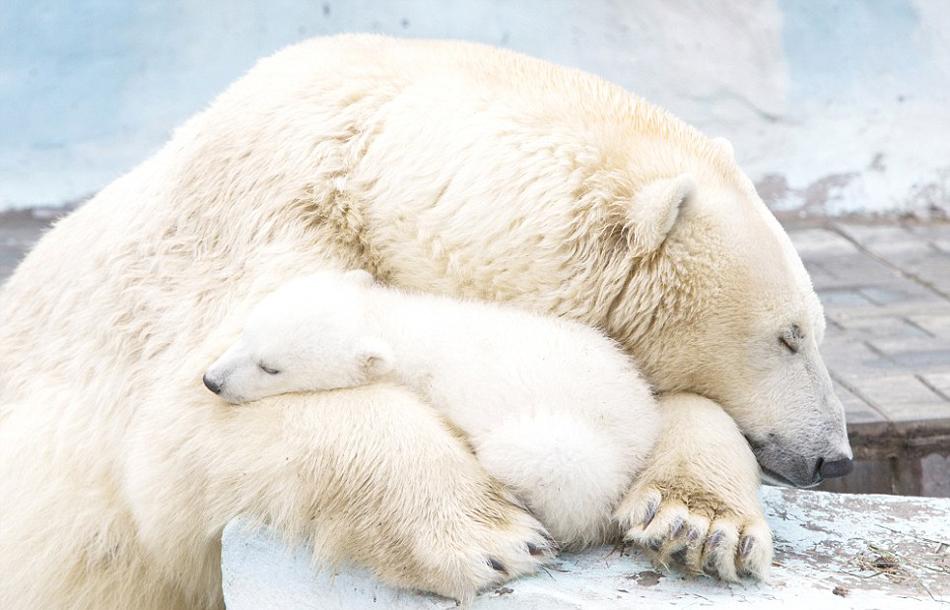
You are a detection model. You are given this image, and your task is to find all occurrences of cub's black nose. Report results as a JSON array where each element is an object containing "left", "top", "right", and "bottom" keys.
[
  {"left": 203, "top": 374, "right": 222, "bottom": 394},
  {"left": 818, "top": 457, "right": 854, "bottom": 479}
]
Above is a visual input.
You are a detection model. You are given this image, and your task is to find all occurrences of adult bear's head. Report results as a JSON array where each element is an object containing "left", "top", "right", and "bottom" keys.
[
  {"left": 599, "top": 138, "right": 853, "bottom": 488},
  {"left": 361, "top": 116, "right": 851, "bottom": 489}
]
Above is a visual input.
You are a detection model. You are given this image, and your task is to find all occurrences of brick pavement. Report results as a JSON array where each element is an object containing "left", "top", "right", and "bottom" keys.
[{"left": 786, "top": 220, "right": 950, "bottom": 458}]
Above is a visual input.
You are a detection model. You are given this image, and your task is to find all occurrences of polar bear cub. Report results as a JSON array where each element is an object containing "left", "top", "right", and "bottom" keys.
[{"left": 205, "top": 269, "right": 661, "bottom": 547}]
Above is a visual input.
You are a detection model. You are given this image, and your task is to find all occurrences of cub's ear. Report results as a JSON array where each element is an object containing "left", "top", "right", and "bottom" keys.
[
  {"left": 357, "top": 338, "right": 393, "bottom": 379},
  {"left": 712, "top": 137, "right": 734, "bottom": 160},
  {"left": 343, "top": 269, "right": 375, "bottom": 287},
  {"left": 624, "top": 173, "right": 694, "bottom": 256}
]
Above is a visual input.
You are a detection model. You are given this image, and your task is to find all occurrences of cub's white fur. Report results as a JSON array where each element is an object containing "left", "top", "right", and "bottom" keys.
[{"left": 206, "top": 270, "right": 660, "bottom": 548}]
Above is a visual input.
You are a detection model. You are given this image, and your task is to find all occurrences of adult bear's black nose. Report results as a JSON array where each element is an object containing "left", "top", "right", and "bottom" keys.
[
  {"left": 203, "top": 374, "right": 222, "bottom": 394},
  {"left": 817, "top": 456, "right": 854, "bottom": 480}
]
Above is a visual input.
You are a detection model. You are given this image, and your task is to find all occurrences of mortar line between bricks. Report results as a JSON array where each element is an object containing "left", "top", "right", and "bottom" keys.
[
  {"left": 829, "top": 370, "right": 891, "bottom": 421},
  {"left": 901, "top": 316, "right": 937, "bottom": 338},
  {"left": 862, "top": 340, "right": 894, "bottom": 361},
  {"left": 827, "top": 223, "right": 950, "bottom": 302},
  {"left": 916, "top": 374, "right": 950, "bottom": 402},
  {"left": 928, "top": 241, "right": 949, "bottom": 256}
]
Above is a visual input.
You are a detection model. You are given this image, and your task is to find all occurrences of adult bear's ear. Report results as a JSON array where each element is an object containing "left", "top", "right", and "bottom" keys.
[{"left": 624, "top": 173, "right": 694, "bottom": 256}]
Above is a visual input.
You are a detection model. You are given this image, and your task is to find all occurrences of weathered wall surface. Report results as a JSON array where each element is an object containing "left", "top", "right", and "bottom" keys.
[{"left": 2, "top": 0, "right": 948, "bottom": 216}]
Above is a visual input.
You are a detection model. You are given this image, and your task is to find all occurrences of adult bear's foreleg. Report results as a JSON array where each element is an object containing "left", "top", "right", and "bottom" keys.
[
  {"left": 614, "top": 394, "right": 773, "bottom": 581},
  {"left": 123, "top": 383, "right": 556, "bottom": 603}
]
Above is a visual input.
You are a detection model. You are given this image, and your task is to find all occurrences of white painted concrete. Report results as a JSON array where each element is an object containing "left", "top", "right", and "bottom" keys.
[
  {"left": 222, "top": 487, "right": 950, "bottom": 608},
  {"left": 3, "top": 1, "right": 949, "bottom": 215}
]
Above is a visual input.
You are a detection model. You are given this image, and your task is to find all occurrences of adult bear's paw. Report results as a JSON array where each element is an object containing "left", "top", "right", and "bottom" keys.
[
  {"left": 613, "top": 393, "right": 773, "bottom": 582},
  {"left": 416, "top": 486, "right": 558, "bottom": 600},
  {"left": 615, "top": 481, "right": 772, "bottom": 581}
]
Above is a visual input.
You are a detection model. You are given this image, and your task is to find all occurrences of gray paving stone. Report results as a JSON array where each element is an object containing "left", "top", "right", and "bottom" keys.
[
  {"left": 833, "top": 380, "right": 886, "bottom": 424},
  {"left": 817, "top": 253, "right": 902, "bottom": 284},
  {"left": 799, "top": 261, "right": 839, "bottom": 290},
  {"left": 884, "top": 402, "right": 950, "bottom": 422},
  {"left": 792, "top": 219, "right": 950, "bottom": 435},
  {"left": 875, "top": 255, "right": 950, "bottom": 296},
  {"left": 867, "top": 336, "right": 950, "bottom": 372},
  {"left": 868, "top": 335, "right": 950, "bottom": 354},
  {"left": 885, "top": 245, "right": 950, "bottom": 266},
  {"left": 788, "top": 228, "right": 859, "bottom": 257},
  {"left": 823, "top": 339, "right": 903, "bottom": 385},
  {"left": 860, "top": 240, "right": 931, "bottom": 257},
  {"left": 832, "top": 223, "right": 925, "bottom": 251},
  {"left": 903, "top": 222, "right": 950, "bottom": 240},
  {"left": 816, "top": 287, "right": 877, "bottom": 309},
  {"left": 859, "top": 284, "right": 943, "bottom": 306},
  {"left": 920, "top": 372, "right": 950, "bottom": 400},
  {"left": 821, "top": 337, "right": 882, "bottom": 362},
  {"left": 829, "top": 299, "right": 949, "bottom": 318},
  {"left": 852, "top": 374, "right": 950, "bottom": 422},
  {"left": 904, "top": 313, "right": 950, "bottom": 337},
  {"left": 887, "top": 350, "right": 950, "bottom": 372},
  {"left": 832, "top": 315, "right": 930, "bottom": 341}
]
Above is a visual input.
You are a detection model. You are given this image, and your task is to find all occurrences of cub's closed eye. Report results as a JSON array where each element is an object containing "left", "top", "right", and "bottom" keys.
[{"left": 259, "top": 363, "right": 280, "bottom": 375}]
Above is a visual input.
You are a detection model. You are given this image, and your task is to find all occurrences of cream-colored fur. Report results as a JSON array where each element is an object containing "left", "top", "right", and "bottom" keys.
[
  {"left": 204, "top": 269, "right": 660, "bottom": 548},
  {"left": 616, "top": 393, "right": 773, "bottom": 581},
  {"left": 0, "top": 35, "right": 847, "bottom": 607}
]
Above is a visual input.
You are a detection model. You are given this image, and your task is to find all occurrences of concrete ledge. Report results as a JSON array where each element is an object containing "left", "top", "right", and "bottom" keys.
[{"left": 222, "top": 487, "right": 950, "bottom": 609}]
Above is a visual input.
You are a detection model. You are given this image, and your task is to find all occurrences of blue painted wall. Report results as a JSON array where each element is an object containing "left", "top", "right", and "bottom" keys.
[{"left": 2, "top": 0, "right": 948, "bottom": 215}]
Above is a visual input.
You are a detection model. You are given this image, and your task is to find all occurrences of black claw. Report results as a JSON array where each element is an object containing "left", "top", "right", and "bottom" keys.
[
  {"left": 706, "top": 530, "right": 724, "bottom": 550},
  {"left": 670, "top": 548, "right": 688, "bottom": 564},
  {"left": 527, "top": 542, "right": 543, "bottom": 556},
  {"left": 670, "top": 517, "right": 686, "bottom": 538},
  {"left": 642, "top": 499, "right": 660, "bottom": 527},
  {"left": 489, "top": 558, "right": 507, "bottom": 574},
  {"left": 739, "top": 536, "right": 754, "bottom": 558},
  {"left": 539, "top": 530, "right": 560, "bottom": 553}
]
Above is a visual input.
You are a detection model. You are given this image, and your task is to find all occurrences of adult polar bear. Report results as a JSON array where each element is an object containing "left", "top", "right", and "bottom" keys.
[{"left": 0, "top": 35, "right": 851, "bottom": 608}]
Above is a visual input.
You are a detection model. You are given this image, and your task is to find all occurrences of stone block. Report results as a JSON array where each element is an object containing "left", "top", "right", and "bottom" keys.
[
  {"left": 921, "top": 373, "right": 950, "bottom": 400},
  {"left": 221, "top": 489, "right": 950, "bottom": 609},
  {"left": 788, "top": 228, "right": 859, "bottom": 258},
  {"left": 853, "top": 374, "right": 950, "bottom": 422}
]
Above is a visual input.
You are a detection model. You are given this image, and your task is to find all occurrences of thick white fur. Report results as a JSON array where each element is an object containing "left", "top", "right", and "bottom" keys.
[
  {"left": 0, "top": 35, "right": 845, "bottom": 607},
  {"left": 616, "top": 393, "right": 773, "bottom": 581},
  {"left": 206, "top": 270, "right": 660, "bottom": 548}
]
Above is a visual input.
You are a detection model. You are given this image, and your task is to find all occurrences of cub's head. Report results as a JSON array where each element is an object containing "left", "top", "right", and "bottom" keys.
[{"left": 203, "top": 269, "right": 391, "bottom": 404}]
